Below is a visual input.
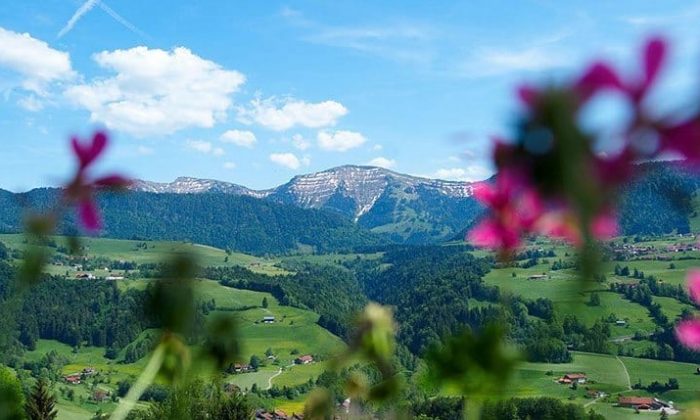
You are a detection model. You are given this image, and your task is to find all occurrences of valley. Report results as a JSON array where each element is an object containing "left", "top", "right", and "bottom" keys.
[{"left": 2, "top": 231, "right": 699, "bottom": 418}]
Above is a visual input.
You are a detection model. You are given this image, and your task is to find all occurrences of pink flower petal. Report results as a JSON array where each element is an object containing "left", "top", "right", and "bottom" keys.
[
  {"left": 675, "top": 319, "right": 700, "bottom": 351},
  {"left": 71, "top": 136, "right": 91, "bottom": 168},
  {"left": 575, "top": 62, "right": 623, "bottom": 101},
  {"left": 660, "top": 118, "right": 700, "bottom": 161},
  {"left": 78, "top": 199, "right": 101, "bottom": 232},
  {"left": 468, "top": 219, "right": 519, "bottom": 251},
  {"left": 591, "top": 212, "right": 618, "bottom": 240},
  {"left": 473, "top": 182, "right": 497, "bottom": 205},
  {"left": 89, "top": 131, "right": 108, "bottom": 160},
  {"left": 517, "top": 85, "right": 538, "bottom": 108},
  {"left": 687, "top": 269, "right": 700, "bottom": 305},
  {"left": 538, "top": 213, "right": 581, "bottom": 246},
  {"left": 71, "top": 131, "right": 109, "bottom": 169},
  {"left": 643, "top": 37, "right": 666, "bottom": 91}
]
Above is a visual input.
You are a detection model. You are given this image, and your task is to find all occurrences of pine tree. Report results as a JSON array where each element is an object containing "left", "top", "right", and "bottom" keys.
[
  {"left": 262, "top": 297, "right": 268, "bottom": 308},
  {"left": 25, "top": 378, "right": 57, "bottom": 420}
]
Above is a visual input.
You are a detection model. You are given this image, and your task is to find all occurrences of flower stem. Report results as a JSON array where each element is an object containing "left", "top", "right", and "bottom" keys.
[{"left": 109, "top": 342, "right": 166, "bottom": 420}]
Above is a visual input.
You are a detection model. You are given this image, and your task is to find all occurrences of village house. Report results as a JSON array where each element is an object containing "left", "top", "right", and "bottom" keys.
[
  {"left": 92, "top": 389, "right": 109, "bottom": 403},
  {"left": 528, "top": 274, "right": 548, "bottom": 280},
  {"left": 295, "top": 355, "right": 314, "bottom": 365},
  {"left": 64, "top": 374, "right": 81, "bottom": 385},
  {"left": 105, "top": 275, "right": 125, "bottom": 280},
  {"left": 618, "top": 396, "right": 672, "bottom": 410},
  {"left": 75, "top": 272, "right": 95, "bottom": 280},
  {"left": 255, "top": 409, "right": 303, "bottom": 419},
  {"left": 229, "top": 363, "right": 253, "bottom": 374},
  {"left": 558, "top": 373, "right": 587, "bottom": 384},
  {"left": 82, "top": 367, "right": 97, "bottom": 376},
  {"left": 263, "top": 316, "right": 276, "bottom": 324}
]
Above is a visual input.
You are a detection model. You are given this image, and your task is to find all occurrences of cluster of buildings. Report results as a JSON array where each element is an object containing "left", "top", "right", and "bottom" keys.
[
  {"left": 557, "top": 373, "right": 587, "bottom": 385},
  {"left": 666, "top": 242, "right": 698, "bottom": 253},
  {"left": 618, "top": 396, "right": 674, "bottom": 411},
  {"left": 74, "top": 272, "right": 125, "bottom": 280},
  {"left": 255, "top": 409, "right": 303, "bottom": 419},
  {"left": 63, "top": 367, "right": 97, "bottom": 384},
  {"left": 610, "top": 239, "right": 698, "bottom": 261}
]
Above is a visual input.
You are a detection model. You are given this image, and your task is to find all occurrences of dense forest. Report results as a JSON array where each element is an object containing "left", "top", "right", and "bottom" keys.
[
  {"left": 617, "top": 161, "right": 698, "bottom": 235},
  {"left": 0, "top": 189, "right": 386, "bottom": 255},
  {"left": 0, "top": 265, "right": 152, "bottom": 364}
]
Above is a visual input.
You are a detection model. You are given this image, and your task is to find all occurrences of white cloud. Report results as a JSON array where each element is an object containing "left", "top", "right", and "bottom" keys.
[
  {"left": 291, "top": 133, "right": 311, "bottom": 150},
  {"left": 317, "top": 130, "right": 366, "bottom": 152},
  {"left": 137, "top": 145, "right": 154, "bottom": 155},
  {"left": 269, "top": 152, "right": 303, "bottom": 169},
  {"left": 371, "top": 144, "right": 383, "bottom": 151},
  {"left": 238, "top": 97, "right": 347, "bottom": 131},
  {"left": 223, "top": 161, "right": 236, "bottom": 170},
  {"left": 17, "top": 95, "right": 44, "bottom": 111},
  {"left": 186, "top": 139, "right": 224, "bottom": 156},
  {"left": 368, "top": 157, "right": 396, "bottom": 169},
  {"left": 65, "top": 46, "right": 245, "bottom": 137},
  {"left": 432, "top": 166, "right": 492, "bottom": 182},
  {"left": 220, "top": 129, "right": 257, "bottom": 148},
  {"left": 0, "top": 27, "right": 74, "bottom": 95},
  {"left": 462, "top": 46, "right": 570, "bottom": 77}
]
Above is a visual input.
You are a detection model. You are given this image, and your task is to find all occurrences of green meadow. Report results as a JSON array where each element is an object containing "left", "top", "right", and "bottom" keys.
[{"left": 0, "top": 233, "right": 287, "bottom": 275}]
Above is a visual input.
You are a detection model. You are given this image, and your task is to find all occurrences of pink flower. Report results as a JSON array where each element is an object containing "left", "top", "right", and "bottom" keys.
[
  {"left": 64, "top": 131, "right": 131, "bottom": 232},
  {"left": 537, "top": 209, "right": 617, "bottom": 246},
  {"left": 659, "top": 117, "right": 700, "bottom": 161},
  {"left": 631, "top": 36, "right": 666, "bottom": 103},
  {"left": 676, "top": 319, "right": 700, "bottom": 351},
  {"left": 72, "top": 131, "right": 107, "bottom": 169},
  {"left": 686, "top": 269, "right": 700, "bottom": 304},
  {"left": 575, "top": 37, "right": 666, "bottom": 105},
  {"left": 516, "top": 85, "right": 539, "bottom": 109},
  {"left": 575, "top": 62, "right": 623, "bottom": 102},
  {"left": 591, "top": 212, "right": 618, "bottom": 240},
  {"left": 594, "top": 148, "right": 637, "bottom": 185},
  {"left": 468, "top": 170, "right": 544, "bottom": 253}
]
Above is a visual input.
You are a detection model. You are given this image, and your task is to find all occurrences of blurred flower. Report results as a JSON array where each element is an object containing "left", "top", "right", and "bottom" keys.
[
  {"left": 676, "top": 319, "right": 700, "bottom": 351},
  {"left": 688, "top": 269, "right": 700, "bottom": 303},
  {"left": 675, "top": 270, "right": 700, "bottom": 351},
  {"left": 468, "top": 169, "right": 543, "bottom": 254},
  {"left": 64, "top": 131, "right": 130, "bottom": 231}
]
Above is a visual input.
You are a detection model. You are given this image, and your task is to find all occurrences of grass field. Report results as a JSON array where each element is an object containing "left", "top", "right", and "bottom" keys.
[
  {"left": 507, "top": 351, "right": 700, "bottom": 417},
  {"left": 21, "top": 279, "right": 344, "bottom": 418},
  {"left": 0, "top": 234, "right": 287, "bottom": 275}
]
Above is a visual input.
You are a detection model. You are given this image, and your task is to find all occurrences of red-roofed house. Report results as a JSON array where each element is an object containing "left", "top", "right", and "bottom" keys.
[
  {"left": 558, "top": 373, "right": 587, "bottom": 384},
  {"left": 295, "top": 355, "right": 313, "bottom": 365},
  {"left": 64, "top": 374, "right": 81, "bottom": 385},
  {"left": 618, "top": 396, "right": 671, "bottom": 410}
]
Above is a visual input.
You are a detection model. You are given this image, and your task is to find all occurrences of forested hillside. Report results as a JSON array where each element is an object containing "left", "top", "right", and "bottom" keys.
[
  {"left": 618, "top": 161, "right": 699, "bottom": 235},
  {"left": 0, "top": 189, "right": 386, "bottom": 255}
]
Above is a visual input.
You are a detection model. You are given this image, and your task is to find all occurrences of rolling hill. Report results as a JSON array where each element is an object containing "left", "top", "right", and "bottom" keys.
[{"left": 0, "top": 188, "right": 385, "bottom": 255}]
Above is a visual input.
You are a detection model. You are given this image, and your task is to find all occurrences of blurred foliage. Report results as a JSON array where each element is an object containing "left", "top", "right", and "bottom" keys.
[{"left": 425, "top": 324, "right": 519, "bottom": 399}]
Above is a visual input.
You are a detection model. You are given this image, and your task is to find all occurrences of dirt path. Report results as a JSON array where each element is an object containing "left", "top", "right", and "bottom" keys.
[
  {"left": 265, "top": 364, "right": 295, "bottom": 390},
  {"left": 583, "top": 396, "right": 603, "bottom": 408},
  {"left": 616, "top": 355, "right": 632, "bottom": 390}
]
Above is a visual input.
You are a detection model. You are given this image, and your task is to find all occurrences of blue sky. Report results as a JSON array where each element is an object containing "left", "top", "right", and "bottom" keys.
[{"left": 1, "top": 0, "right": 699, "bottom": 191}]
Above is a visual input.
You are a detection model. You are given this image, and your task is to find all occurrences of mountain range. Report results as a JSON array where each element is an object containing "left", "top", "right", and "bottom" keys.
[
  {"left": 0, "top": 162, "right": 696, "bottom": 255},
  {"left": 132, "top": 165, "right": 482, "bottom": 243}
]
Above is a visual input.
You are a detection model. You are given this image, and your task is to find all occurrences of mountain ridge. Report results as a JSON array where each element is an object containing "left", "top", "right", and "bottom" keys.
[{"left": 131, "top": 165, "right": 478, "bottom": 242}]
